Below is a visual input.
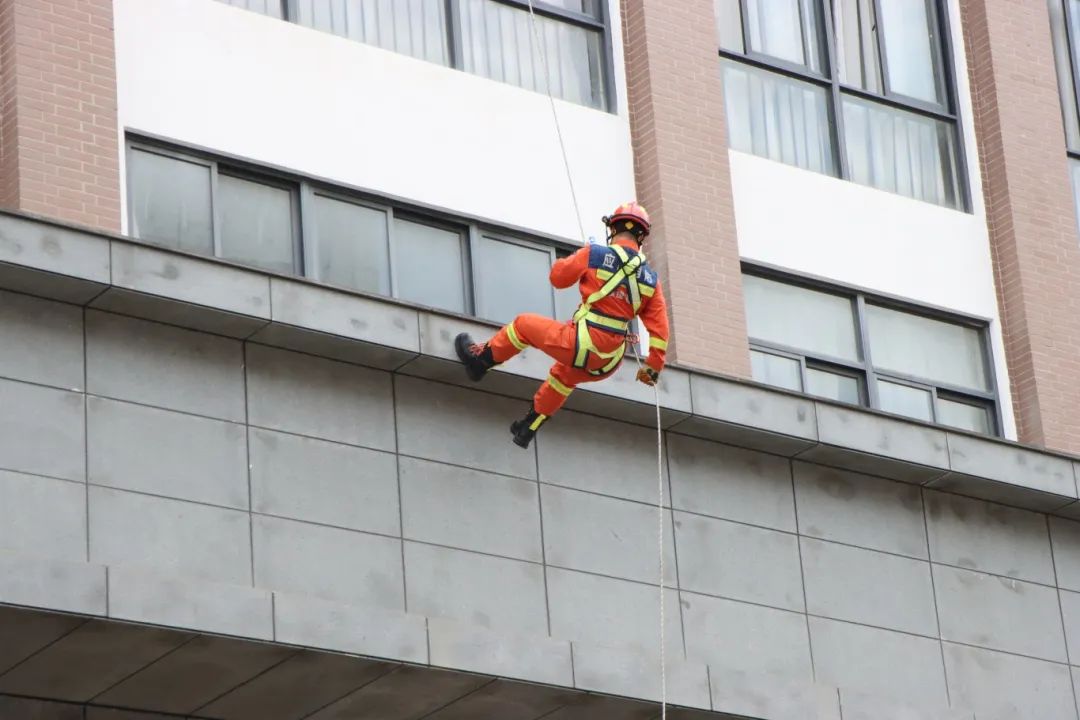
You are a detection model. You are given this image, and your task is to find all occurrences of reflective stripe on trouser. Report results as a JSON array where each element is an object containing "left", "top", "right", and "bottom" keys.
[{"left": 487, "top": 313, "right": 627, "bottom": 417}]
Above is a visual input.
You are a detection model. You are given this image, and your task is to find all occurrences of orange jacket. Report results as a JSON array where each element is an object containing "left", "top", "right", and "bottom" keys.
[{"left": 550, "top": 237, "right": 670, "bottom": 372}]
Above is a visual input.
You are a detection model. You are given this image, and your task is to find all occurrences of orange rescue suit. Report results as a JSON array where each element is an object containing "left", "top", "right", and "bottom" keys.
[{"left": 488, "top": 236, "right": 670, "bottom": 418}]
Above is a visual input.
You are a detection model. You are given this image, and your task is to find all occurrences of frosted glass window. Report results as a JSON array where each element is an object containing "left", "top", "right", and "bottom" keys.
[
  {"left": 218, "top": 175, "right": 296, "bottom": 275},
  {"left": 744, "top": 275, "right": 859, "bottom": 361},
  {"left": 866, "top": 304, "right": 988, "bottom": 391},
  {"left": 311, "top": 195, "right": 390, "bottom": 294},
  {"left": 843, "top": 95, "right": 959, "bottom": 208},
  {"left": 128, "top": 149, "right": 213, "bottom": 255},
  {"left": 807, "top": 367, "right": 861, "bottom": 404},
  {"left": 751, "top": 350, "right": 803, "bottom": 392},
  {"left": 394, "top": 218, "right": 467, "bottom": 313},
  {"left": 878, "top": 380, "right": 933, "bottom": 422},
  {"left": 460, "top": 0, "right": 606, "bottom": 109},
  {"left": 723, "top": 62, "right": 836, "bottom": 175},
  {"left": 476, "top": 237, "right": 554, "bottom": 324},
  {"left": 879, "top": 0, "right": 942, "bottom": 104}
]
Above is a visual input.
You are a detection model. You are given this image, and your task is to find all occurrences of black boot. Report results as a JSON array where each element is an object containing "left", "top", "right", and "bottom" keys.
[
  {"left": 454, "top": 333, "right": 495, "bottom": 382},
  {"left": 510, "top": 406, "right": 548, "bottom": 449}
]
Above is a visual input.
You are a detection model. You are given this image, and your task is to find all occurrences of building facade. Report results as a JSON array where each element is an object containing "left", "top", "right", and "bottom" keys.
[{"left": 2, "top": 0, "right": 1080, "bottom": 718}]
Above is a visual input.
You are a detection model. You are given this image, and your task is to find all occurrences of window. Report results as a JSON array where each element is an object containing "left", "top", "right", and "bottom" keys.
[
  {"left": 1049, "top": 1, "right": 1080, "bottom": 231},
  {"left": 128, "top": 146, "right": 299, "bottom": 275},
  {"left": 126, "top": 139, "right": 582, "bottom": 322},
  {"left": 743, "top": 271, "right": 998, "bottom": 434},
  {"left": 717, "top": 0, "right": 966, "bottom": 209},
  {"left": 217, "top": 0, "right": 611, "bottom": 110},
  {"left": 221, "top": 0, "right": 286, "bottom": 18}
]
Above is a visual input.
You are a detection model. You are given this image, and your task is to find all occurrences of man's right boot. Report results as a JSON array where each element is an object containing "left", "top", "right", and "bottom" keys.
[
  {"left": 510, "top": 405, "right": 547, "bottom": 449},
  {"left": 454, "top": 333, "right": 495, "bottom": 382}
]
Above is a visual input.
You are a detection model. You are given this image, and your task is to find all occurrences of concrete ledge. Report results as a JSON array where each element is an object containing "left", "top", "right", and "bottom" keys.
[
  {"left": 0, "top": 552, "right": 106, "bottom": 616},
  {"left": 929, "top": 433, "right": 1078, "bottom": 512},
  {"left": 3, "top": 210, "right": 1080, "bottom": 517},
  {"left": 94, "top": 241, "right": 272, "bottom": 338},
  {"left": 428, "top": 617, "right": 573, "bottom": 688},
  {"left": 108, "top": 568, "right": 273, "bottom": 640},
  {"left": 796, "top": 404, "right": 949, "bottom": 484},
  {"left": 671, "top": 375, "right": 818, "bottom": 456},
  {"left": 273, "top": 591, "right": 428, "bottom": 664},
  {"left": 0, "top": 213, "right": 110, "bottom": 296},
  {"left": 837, "top": 688, "right": 974, "bottom": 720},
  {"left": 571, "top": 641, "right": 711, "bottom": 710},
  {"left": 708, "top": 669, "right": 841, "bottom": 720}
]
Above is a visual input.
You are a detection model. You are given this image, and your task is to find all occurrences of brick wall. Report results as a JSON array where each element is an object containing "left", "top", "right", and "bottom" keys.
[
  {"left": 961, "top": 0, "right": 1080, "bottom": 453},
  {"left": 0, "top": 0, "right": 119, "bottom": 232},
  {"left": 620, "top": 0, "right": 751, "bottom": 378}
]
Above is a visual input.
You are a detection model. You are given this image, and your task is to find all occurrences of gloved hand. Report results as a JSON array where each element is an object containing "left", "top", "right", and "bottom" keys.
[{"left": 637, "top": 366, "right": 659, "bottom": 386}]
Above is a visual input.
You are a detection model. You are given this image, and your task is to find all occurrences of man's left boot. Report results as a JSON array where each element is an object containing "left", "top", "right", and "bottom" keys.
[
  {"left": 455, "top": 333, "right": 495, "bottom": 382},
  {"left": 510, "top": 405, "right": 548, "bottom": 449}
]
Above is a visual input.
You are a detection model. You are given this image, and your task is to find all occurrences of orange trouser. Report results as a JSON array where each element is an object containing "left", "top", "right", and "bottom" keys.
[{"left": 488, "top": 313, "right": 623, "bottom": 417}]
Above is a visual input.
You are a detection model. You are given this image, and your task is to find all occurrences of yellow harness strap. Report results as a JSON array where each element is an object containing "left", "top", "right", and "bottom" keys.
[{"left": 571, "top": 246, "right": 645, "bottom": 376}]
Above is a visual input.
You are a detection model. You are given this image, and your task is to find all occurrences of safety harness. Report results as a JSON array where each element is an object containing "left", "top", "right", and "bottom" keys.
[{"left": 570, "top": 244, "right": 644, "bottom": 376}]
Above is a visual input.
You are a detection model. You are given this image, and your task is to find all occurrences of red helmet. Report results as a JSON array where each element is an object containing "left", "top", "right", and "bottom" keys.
[{"left": 604, "top": 201, "right": 651, "bottom": 236}]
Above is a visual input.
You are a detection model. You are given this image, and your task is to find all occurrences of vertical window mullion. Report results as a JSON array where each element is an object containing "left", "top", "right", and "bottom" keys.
[
  {"left": 739, "top": 0, "right": 753, "bottom": 54},
  {"left": 466, "top": 225, "right": 482, "bottom": 316},
  {"left": 821, "top": 0, "right": 850, "bottom": 178},
  {"left": 854, "top": 294, "right": 879, "bottom": 409},
  {"left": 798, "top": 354, "right": 810, "bottom": 393},
  {"left": 1064, "top": 0, "right": 1080, "bottom": 140},
  {"left": 387, "top": 206, "right": 400, "bottom": 299},
  {"left": 870, "top": 0, "right": 891, "bottom": 97},
  {"left": 300, "top": 185, "right": 318, "bottom": 282},
  {"left": 210, "top": 161, "right": 222, "bottom": 259},
  {"left": 291, "top": 184, "right": 304, "bottom": 276},
  {"left": 447, "top": 0, "right": 464, "bottom": 69},
  {"left": 932, "top": 0, "right": 969, "bottom": 211}
]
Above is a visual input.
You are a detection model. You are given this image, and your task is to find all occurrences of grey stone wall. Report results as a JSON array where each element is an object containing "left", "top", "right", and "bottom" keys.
[{"left": 1, "top": 290, "right": 1079, "bottom": 719}]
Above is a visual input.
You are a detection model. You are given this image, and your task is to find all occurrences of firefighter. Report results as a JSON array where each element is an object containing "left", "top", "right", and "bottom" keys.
[{"left": 454, "top": 201, "right": 670, "bottom": 449}]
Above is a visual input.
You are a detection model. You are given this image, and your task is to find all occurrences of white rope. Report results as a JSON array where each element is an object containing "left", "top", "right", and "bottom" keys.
[
  {"left": 524, "top": 0, "right": 588, "bottom": 245},
  {"left": 523, "top": 3, "right": 667, "bottom": 717}
]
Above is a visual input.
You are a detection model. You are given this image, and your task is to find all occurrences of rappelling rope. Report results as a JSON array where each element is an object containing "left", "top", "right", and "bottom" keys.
[{"left": 523, "top": 3, "right": 667, "bottom": 717}]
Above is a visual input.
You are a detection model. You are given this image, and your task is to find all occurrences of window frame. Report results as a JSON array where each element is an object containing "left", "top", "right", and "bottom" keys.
[
  {"left": 1053, "top": 0, "right": 1080, "bottom": 157},
  {"left": 273, "top": 0, "right": 616, "bottom": 112},
  {"left": 743, "top": 263, "right": 1001, "bottom": 435},
  {"left": 470, "top": 228, "right": 563, "bottom": 323},
  {"left": 124, "top": 135, "right": 588, "bottom": 323},
  {"left": 719, "top": 0, "right": 971, "bottom": 211}
]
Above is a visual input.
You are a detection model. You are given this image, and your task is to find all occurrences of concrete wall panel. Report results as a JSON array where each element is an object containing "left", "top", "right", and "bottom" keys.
[
  {"left": 246, "top": 344, "right": 395, "bottom": 450},
  {"left": 537, "top": 411, "right": 663, "bottom": 505},
  {"left": 809, "top": 616, "right": 948, "bottom": 710},
  {"left": 668, "top": 434, "right": 796, "bottom": 532},
  {"left": 541, "top": 484, "right": 675, "bottom": 585},
  {"left": 546, "top": 568, "right": 682, "bottom": 656},
  {"left": 681, "top": 591, "right": 811, "bottom": 682},
  {"left": 400, "top": 457, "right": 541, "bottom": 562},
  {"left": 934, "top": 565, "right": 1067, "bottom": 662},
  {"left": 802, "top": 539, "right": 937, "bottom": 636},
  {"left": 89, "top": 486, "right": 251, "bottom": 584},
  {"left": 793, "top": 463, "right": 928, "bottom": 559},
  {"left": 85, "top": 311, "right": 245, "bottom": 421},
  {"left": 943, "top": 642, "right": 1077, "bottom": 720},
  {"left": 395, "top": 375, "right": 536, "bottom": 480},
  {"left": 88, "top": 397, "right": 248, "bottom": 509},
  {"left": 250, "top": 428, "right": 399, "bottom": 535},
  {"left": 403, "top": 542, "right": 547, "bottom": 635},
  {"left": 252, "top": 515, "right": 403, "bottom": 609},
  {"left": 676, "top": 511, "right": 805, "bottom": 611},
  {"left": 1051, "top": 517, "right": 1080, "bottom": 593},
  {"left": 0, "top": 471, "right": 86, "bottom": 562},
  {"left": 926, "top": 490, "right": 1054, "bottom": 584},
  {"left": 0, "top": 378, "right": 84, "bottom": 481},
  {"left": 0, "top": 289, "right": 83, "bottom": 390}
]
